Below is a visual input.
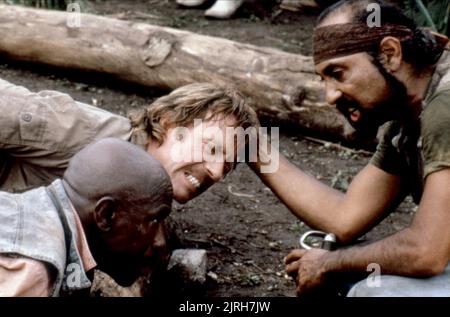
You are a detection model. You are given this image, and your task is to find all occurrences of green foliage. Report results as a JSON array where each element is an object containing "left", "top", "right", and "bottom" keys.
[
  {"left": 403, "top": 0, "right": 450, "bottom": 35},
  {"left": 5, "top": 0, "right": 84, "bottom": 10}
]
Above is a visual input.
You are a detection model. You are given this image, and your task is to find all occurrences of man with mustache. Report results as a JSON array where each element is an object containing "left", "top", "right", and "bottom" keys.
[{"left": 251, "top": 0, "right": 450, "bottom": 296}]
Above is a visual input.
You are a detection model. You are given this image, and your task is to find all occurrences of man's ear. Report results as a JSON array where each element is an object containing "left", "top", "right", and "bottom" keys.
[
  {"left": 94, "top": 197, "right": 117, "bottom": 232},
  {"left": 379, "top": 36, "right": 403, "bottom": 73}
]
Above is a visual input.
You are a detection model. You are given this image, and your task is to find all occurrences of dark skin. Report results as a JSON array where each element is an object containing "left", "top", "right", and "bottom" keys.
[{"left": 62, "top": 138, "right": 173, "bottom": 286}]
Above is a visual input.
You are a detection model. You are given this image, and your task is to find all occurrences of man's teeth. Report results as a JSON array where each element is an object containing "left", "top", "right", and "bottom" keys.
[{"left": 187, "top": 174, "right": 201, "bottom": 189}]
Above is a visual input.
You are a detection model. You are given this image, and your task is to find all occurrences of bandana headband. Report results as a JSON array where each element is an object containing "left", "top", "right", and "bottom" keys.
[{"left": 313, "top": 23, "right": 414, "bottom": 64}]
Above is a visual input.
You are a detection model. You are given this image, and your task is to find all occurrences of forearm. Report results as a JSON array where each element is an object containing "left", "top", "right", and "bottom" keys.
[
  {"left": 322, "top": 170, "right": 450, "bottom": 278},
  {"left": 250, "top": 146, "right": 403, "bottom": 243},
  {"left": 322, "top": 228, "right": 445, "bottom": 278},
  {"left": 250, "top": 154, "right": 347, "bottom": 234}
]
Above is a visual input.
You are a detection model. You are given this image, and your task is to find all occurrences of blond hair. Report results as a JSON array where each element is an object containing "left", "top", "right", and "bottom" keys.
[{"left": 128, "top": 83, "right": 259, "bottom": 148}]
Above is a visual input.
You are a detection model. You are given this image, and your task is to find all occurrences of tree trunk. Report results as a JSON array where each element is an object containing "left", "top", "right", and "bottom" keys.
[{"left": 0, "top": 5, "right": 355, "bottom": 140}]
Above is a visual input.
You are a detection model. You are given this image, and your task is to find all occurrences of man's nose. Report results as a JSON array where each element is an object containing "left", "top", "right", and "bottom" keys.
[
  {"left": 204, "top": 161, "right": 225, "bottom": 182},
  {"left": 145, "top": 222, "right": 168, "bottom": 258},
  {"left": 325, "top": 82, "right": 342, "bottom": 105}
]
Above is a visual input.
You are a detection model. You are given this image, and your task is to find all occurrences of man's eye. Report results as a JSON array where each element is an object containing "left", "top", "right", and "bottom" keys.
[
  {"left": 204, "top": 141, "right": 216, "bottom": 155},
  {"left": 331, "top": 69, "right": 345, "bottom": 81}
]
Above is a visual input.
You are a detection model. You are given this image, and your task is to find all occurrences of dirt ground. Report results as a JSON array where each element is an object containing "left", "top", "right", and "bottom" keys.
[{"left": 0, "top": 0, "right": 416, "bottom": 297}]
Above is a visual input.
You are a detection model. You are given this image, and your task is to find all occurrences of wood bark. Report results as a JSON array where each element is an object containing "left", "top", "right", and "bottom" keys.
[{"left": 0, "top": 5, "right": 355, "bottom": 140}]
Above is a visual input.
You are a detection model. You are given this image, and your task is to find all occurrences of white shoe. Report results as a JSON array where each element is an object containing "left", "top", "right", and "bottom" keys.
[
  {"left": 176, "top": 0, "right": 208, "bottom": 7},
  {"left": 204, "top": 0, "right": 244, "bottom": 19}
]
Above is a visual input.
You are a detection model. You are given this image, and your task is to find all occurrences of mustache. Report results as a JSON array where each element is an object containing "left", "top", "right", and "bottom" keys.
[{"left": 332, "top": 61, "right": 410, "bottom": 140}]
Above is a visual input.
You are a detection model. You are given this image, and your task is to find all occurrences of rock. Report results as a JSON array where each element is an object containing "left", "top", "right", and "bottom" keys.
[
  {"left": 90, "top": 270, "right": 142, "bottom": 297},
  {"left": 167, "top": 249, "right": 207, "bottom": 286},
  {"left": 207, "top": 271, "right": 218, "bottom": 281}
]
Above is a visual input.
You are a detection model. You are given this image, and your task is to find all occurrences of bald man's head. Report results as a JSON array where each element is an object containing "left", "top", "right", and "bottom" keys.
[
  {"left": 63, "top": 138, "right": 172, "bottom": 206},
  {"left": 62, "top": 138, "right": 173, "bottom": 286}
]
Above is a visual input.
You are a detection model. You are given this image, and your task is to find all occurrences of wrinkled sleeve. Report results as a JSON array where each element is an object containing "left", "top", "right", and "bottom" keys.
[
  {"left": 421, "top": 90, "right": 450, "bottom": 178},
  {"left": 0, "top": 77, "right": 131, "bottom": 168},
  {"left": 370, "top": 122, "right": 406, "bottom": 175},
  {"left": 0, "top": 255, "right": 52, "bottom": 297}
]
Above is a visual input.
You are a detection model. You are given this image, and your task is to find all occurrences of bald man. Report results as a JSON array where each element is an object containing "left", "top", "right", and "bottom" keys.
[{"left": 0, "top": 138, "right": 172, "bottom": 296}]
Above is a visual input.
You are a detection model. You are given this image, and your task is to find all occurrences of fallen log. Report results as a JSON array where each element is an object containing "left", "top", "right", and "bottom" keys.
[{"left": 0, "top": 5, "right": 355, "bottom": 140}]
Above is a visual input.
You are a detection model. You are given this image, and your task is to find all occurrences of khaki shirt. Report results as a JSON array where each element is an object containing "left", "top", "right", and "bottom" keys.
[
  {"left": 0, "top": 78, "right": 133, "bottom": 193},
  {"left": 370, "top": 50, "right": 450, "bottom": 203}
]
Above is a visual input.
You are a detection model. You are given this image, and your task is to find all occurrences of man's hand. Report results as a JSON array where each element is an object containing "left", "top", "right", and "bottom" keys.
[{"left": 285, "top": 248, "right": 329, "bottom": 296}]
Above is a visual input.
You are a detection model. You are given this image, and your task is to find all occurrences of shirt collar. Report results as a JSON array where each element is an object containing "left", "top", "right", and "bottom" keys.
[
  {"left": 423, "top": 50, "right": 450, "bottom": 107},
  {"left": 68, "top": 200, "right": 97, "bottom": 272}
]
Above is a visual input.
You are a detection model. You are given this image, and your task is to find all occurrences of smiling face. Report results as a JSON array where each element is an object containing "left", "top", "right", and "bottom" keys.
[{"left": 147, "top": 114, "right": 238, "bottom": 203}]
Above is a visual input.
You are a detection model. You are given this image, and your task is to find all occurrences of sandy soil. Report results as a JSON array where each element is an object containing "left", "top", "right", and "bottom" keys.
[{"left": 0, "top": 0, "right": 415, "bottom": 297}]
